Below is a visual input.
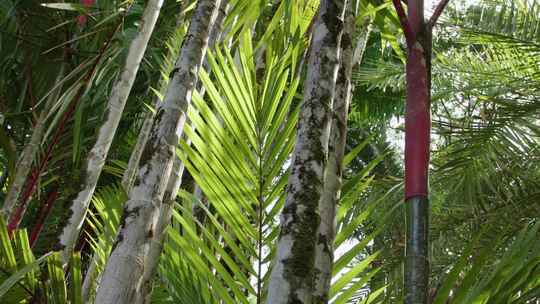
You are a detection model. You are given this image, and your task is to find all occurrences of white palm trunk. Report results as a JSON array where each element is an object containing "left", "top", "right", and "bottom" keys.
[
  {"left": 313, "top": 1, "right": 355, "bottom": 302},
  {"left": 1, "top": 64, "right": 66, "bottom": 220},
  {"left": 81, "top": 7, "right": 190, "bottom": 300},
  {"left": 80, "top": 113, "right": 158, "bottom": 304},
  {"left": 137, "top": 4, "right": 228, "bottom": 301},
  {"left": 122, "top": 114, "right": 155, "bottom": 191},
  {"left": 266, "top": 1, "right": 346, "bottom": 303},
  {"left": 80, "top": 113, "right": 159, "bottom": 304},
  {"left": 352, "top": 18, "right": 372, "bottom": 67},
  {"left": 57, "top": 0, "right": 164, "bottom": 264},
  {"left": 1, "top": 114, "right": 46, "bottom": 220},
  {"left": 138, "top": 157, "right": 185, "bottom": 304},
  {"left": 94, "top": 0, "right": 221, "bottom": 303}
]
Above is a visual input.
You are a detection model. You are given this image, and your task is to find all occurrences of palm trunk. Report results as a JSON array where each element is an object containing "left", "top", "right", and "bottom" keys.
[
  {"left": 56, "top": 0, "right": 164, "bottom": 264},
  {"left": 404, "top": 4, "right": 432, "bottom": 302},
  {"left": 121, "top": 1, "right": 192, "bottom": 193},
  {"left": 79, "top": 109, "right": 162, "bottom": 303},
  {"left": 138, "top": 4, "right": 228, "bottom": 301},
  {"left": 391, "top": 0, "right": 448, "bottom": 302},
  {"left": 352, "top": 18, "right": 372, "bottom": 67},
  {"left": 122, "top": 114, "right": 155, "bottom": 191},
  {"left": 94, "top": 1, "right": 221, "bottom": 302},
  {"left": 312, "top": 1, "right": 355, "bottom": 302},
  {"left": 29, "top": 187, "right": 59, "bottom": 247},
  {"left": 138, "top": 157, "right": 185, "bottom": 304},
  {"left": 403, "top": 5, "right": 431, "bottom": 304},
  {"left": 82, "top": 6, "right": 189, "bottom": 300},
  {"left": 1, "top": 114, "right": 45, "bottom": 221},
  {"left": 266, "top": 1, "right": 346, "bottom": 303}
]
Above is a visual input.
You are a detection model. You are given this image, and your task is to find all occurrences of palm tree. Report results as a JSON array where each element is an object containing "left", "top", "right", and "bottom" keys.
[
  {"left": 57, "top": 0, "right": 164, "bottom": 265},
  {"left": 1, "top": 0, "right": 539, "bottom": 303},
  {"left": 266, "top": 0, "right": 347, "bottom": 303},
  {"left": 391, "top": 0, "right": 449, "bottom": 301},
  {"left": 94, "top": 0, "right": 222, "bottom": 302},
  {"left": 313, "top": 0, "right": 355, "bottom": 301}
]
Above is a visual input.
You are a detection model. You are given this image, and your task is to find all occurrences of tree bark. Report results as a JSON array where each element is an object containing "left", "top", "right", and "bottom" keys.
[
  {"left": 121, "top": 0, "right": 192, "bottom": 193},
  {"left": 266, "top": 1, "right": 346, "bottom": 303},
  {"left": 82, "top": 5, "right": 189, "bottom": 300},
  {"left": 122, "top": 114, "right": 155, "bottom": 191},
  {"left": 312, "top": 1, "right": 354, "bottom": 302},
  {"left": 138, "top": 4, "right": 228, "bottom": 302},
  {"left": 94, "top": 1, "right": 221, "bottom": 302},
  {"left": 403, "top": 4, "right": 432, "bottom": 304},
  {"left": 56, "top": 0, "right": 164, "bottom": 264},
  {"left": 391, "top": 0, "right": 449, "bottom": 301},
  {"left": 138, "top": 157, "right": 185, "bottom": 304}
]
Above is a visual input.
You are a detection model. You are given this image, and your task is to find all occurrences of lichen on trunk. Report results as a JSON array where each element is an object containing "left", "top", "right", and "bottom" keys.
[
  {"left": 266, "top": 0, "right": 346, "bottom": 303},
  {"left": 94, "top": 0, "right": 221, "bottom": 302},
  {"left": 56, "top": 0, "right": 164, "bottom": 265},
  {"left": 313, "top": 0, "right": 355, "bottom": 302}
]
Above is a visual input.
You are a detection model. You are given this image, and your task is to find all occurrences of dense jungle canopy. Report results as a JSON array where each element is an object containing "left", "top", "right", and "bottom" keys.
[{"left": 0, "top": 0, "right": 539, "bottom": 303}]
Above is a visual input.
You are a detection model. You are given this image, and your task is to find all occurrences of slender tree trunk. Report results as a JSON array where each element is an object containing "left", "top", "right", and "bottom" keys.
[
  {"left": 1, "top": 63, "right": 66, "bottom": 220},
  {"left": 404, "top": 4, "right": 431, "bottom": 302},
  {"left": 352, "top": 18, "right": 372, "bottom": 67},
  {"left": 266, "top": 1, "right": 346, "bottom": 303},
  {"left": 1, "top": 114, "right": 45, "bottom": 220},
  {"left": 138, "top": 4, "right": 228, "bottom": 301},
  {"left": 138, "top": 157, "right": 185, "bottom": 304},
  {"left": 122, "top": 115, "right": 155, "bottom": 191},
  {"left": 404, "top": 6, "right": 431, "bottom": 304},
  {"left": 28, "top": 186, "right": 59, "bottom": 247},
  {"left": 82, "top": 6, "right": 189, "bottom": 300},
  {"left": 313, "top": 1, "right": 355, "bottom": 302},
  {"left": 94, "top": 1, "right": 221, "bottom": 303},
  {"left": 56, "top": 0, "right": 164, "bottom": 264},
  {"left": 391, "top": 0, "right": 448, "bottom": 302},
  {"left": 121, "top": 0, "right": 192, "bottom": 192}
]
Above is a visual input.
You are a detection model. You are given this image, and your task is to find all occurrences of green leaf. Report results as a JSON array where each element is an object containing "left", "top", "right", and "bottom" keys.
[
  {"left": 70, "top": 252, "right": 82, "bottom": 304},
  {"left": 0, "top": 252, "right": 51, "bottom": 298},
  {"left": 40, "top": 3, "right": 91, "bottom": 13},
  {"left": 0, "top": 217, "right": 16, "bottom": 271},
  {"left": 46, "top": 252, "right": 67, "bottom": 304},
  {"left": 330, "top": 251, "right": 380, "bottom": 298}
]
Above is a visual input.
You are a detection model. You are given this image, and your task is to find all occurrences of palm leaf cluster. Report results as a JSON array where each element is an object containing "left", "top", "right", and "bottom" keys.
[{"left": 0, "top": 0, "right": 538, "bottom": 303}]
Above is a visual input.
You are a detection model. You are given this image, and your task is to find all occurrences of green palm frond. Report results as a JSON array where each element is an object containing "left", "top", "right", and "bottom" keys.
[
  {"left": 163, "top": 30, "right": 299, "bottom": 303},
  {"left": 0, "top": 218, "right": 82, "bottom": 304},
  {"left": 449, "top": 0, "right": 540, "bottom": 44},
  {"left": 154, "top": 30, "right": 390, "bottom": 302},
  {"left": 432, "top": 222, "right": 540, "bottom": 303},
  {"left": 82, "top": 184, "right": 125, "bottom": 301}
]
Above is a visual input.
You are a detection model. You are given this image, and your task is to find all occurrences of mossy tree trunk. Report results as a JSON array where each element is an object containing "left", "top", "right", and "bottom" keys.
[
  {"left": 94, "top": 0, "right": 221, "bottom": 302},
  {"left": 313, "top": 1, "right": 354, "bottom": 302},
  {"left": 138, "top": 3, "right": 228, "bottom": 303},
  {"left": 266, "top": 0, "right": 346, "bottom": 303},
  {"left": 56, "top": 0, "right": 164, "bottom": 264}
]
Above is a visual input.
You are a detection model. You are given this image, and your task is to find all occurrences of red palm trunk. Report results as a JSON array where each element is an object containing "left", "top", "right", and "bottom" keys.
[
  {"left": 392, "top": 0, "right": 449, "bottom": 302},
  {"left": 29, "top": 187, "right": 59, "bottom": 247},
  {"left": 6, "top": 21, "right": 121, "bottom": 235}
]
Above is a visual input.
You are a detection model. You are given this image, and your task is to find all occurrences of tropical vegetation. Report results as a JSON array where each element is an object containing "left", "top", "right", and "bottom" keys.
[{"left": 0, "top": 0, "right": 539, "bottom": 303}]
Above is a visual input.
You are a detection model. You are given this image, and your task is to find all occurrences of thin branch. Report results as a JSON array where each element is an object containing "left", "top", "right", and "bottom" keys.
[
  {"left": 428, "top": 0, "right": 450, "bottom": 28},
  {"left": 392, "top": 0, "right": 415, "bottom": 45}
]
